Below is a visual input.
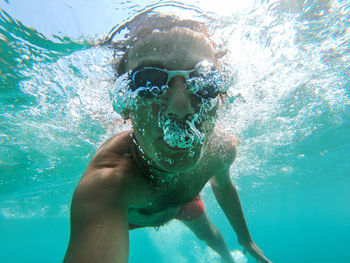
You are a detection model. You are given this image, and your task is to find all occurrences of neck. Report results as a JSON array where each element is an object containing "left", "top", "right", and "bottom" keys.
[{"left": 130, "top": 133, "right": 178, "bottom": 183}]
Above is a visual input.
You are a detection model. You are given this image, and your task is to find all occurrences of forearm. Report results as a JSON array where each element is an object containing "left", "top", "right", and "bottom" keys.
[
  {"left": 211, "top": 174, "right": 272, "bottom": 263},
  {"left": 64, "top": 212, "right": 129, "bottom": 263},
  {"left": 64, "top": 175, "right": 130, "bottom": 263},
  {"left": 212, "top": 181, "right": 253, "bottom": 247}
]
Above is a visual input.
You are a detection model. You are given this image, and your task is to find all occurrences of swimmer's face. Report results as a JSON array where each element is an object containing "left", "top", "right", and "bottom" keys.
[{"left": 126, "top": 28, "right": 219, "bottom": 172}]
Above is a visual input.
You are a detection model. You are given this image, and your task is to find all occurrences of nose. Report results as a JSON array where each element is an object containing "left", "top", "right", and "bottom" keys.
[{"left": 164, "top": 77, "right": 195, "bottom": 120}]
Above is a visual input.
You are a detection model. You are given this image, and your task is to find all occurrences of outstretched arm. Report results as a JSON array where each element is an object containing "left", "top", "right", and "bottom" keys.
[
  {"left": 63, "top": 169, "right": 130, "bottom": 263},
  {"left": 210, "top": 169, "right": 272, "bottom": 263}
]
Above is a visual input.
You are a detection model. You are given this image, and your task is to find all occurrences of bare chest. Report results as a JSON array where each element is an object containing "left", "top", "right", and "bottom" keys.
[
  {"left": 127, "top": 169, "right": 212, "bottom": 226},
  {"left": 142, "top": 168, "right": 212, "bottom": 214}
]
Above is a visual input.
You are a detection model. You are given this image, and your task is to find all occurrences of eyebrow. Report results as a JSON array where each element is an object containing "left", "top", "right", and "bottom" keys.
[
  {"left": 131, "top": 63, "right": 168, "bottom": 73},
  {"left": 131, "top": 58, "right": 201, "bottom": 72}
]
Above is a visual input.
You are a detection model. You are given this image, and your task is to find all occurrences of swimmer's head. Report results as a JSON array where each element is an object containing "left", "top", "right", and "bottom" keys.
[
  {"left": 105, "top": 12, "right": 218, "bottom": 77},
  {"left": 107, "top": 12, "right": 230, "bottom": 172}
]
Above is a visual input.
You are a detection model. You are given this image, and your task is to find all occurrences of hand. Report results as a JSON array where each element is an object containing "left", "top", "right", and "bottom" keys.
[{"left": 243, "top": 242, "right": 272, "bottom": 263}]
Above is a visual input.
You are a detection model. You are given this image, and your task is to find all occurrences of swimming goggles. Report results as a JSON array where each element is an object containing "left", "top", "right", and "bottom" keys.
[{"left": 129, "top": 63, "right": 225, "bottom": 101}]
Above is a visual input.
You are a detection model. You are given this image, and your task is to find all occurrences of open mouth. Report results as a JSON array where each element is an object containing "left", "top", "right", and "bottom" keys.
[
  {"left": 157, "top": 108, "right": 206, "bottom": 151},
  {"left": 161, "top": 136, "right": 193, "bottom": 151},
  {"left": 161, "top": 118, "right": 203, "bottom": 149}
]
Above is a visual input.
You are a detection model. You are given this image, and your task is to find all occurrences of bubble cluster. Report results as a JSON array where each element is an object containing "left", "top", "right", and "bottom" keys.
[
  {"left": 109, "top": 60, "right": 235, "bottom": 119},
  {"left": 110, "top": 72, "right": 136, "bottom": 117},
  {"left": 109, "top": 62, "right": 226, "bottom": 152},
  {"left": 187, "top": 60, "right": 232, "bottom": 99},
  {"left": 159, "top": 112, "right": 205, "bottom": 149}
]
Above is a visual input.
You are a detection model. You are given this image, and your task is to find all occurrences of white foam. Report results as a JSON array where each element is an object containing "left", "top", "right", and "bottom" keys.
[{"left": 231, "top": 250, "right": 248, "bottom": 263}]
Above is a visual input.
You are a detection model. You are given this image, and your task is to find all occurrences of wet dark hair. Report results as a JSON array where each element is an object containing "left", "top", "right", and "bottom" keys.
[
  {"left": 104, "top": 10, "right": 231, "bottom": 115},
  {"left": 102, "top": 11, "right": 218, "bottom": 77}
]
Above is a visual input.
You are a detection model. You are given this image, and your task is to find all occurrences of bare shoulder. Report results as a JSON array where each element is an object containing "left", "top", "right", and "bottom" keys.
[
  {"left": 93, "top": 130, "right": 135, "bottom": 161},
  {"left": 85, "top": 130, "right": 137, "bottom": 183},
  {"left": 76, "top": 130, "right": 148, "bottom": 207},
  {"left": 206, "top": 126, "right": 240, "bottom": 170}
]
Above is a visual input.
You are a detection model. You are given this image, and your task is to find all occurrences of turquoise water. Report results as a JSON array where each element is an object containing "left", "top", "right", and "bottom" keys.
[{"left": 1, "top": 0, "right": 349, "bottom": 262}]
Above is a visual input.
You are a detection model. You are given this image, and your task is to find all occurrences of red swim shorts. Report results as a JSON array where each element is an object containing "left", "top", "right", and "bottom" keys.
[
  {"left": 175, "top": 195, "right": 205, "bottom": 221},
  {"left": 129, "top": 195, "right": 205, "bottom": 230}
]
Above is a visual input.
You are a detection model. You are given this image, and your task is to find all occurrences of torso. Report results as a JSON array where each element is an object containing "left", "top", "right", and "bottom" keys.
[
  {"left": 88, "top": 127, "right": 236, "bottom": 227},
  {"left": 128, "top": 156, "right": 214, "bottom": 227}
]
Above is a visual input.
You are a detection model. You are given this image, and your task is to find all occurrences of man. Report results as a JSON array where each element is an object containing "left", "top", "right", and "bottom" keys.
[{"left": 64, "top": 12, "right": 271, "bottom": 263}]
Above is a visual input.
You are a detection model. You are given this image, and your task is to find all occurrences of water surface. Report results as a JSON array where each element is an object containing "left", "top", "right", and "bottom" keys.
[{"left": 1, "top": 0, "right": 349, "bottom": 262}]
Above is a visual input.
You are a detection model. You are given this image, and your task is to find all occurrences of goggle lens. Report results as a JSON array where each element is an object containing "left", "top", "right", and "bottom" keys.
[{"left": 131, "top": 68, "right": 168, "bottom": 98}]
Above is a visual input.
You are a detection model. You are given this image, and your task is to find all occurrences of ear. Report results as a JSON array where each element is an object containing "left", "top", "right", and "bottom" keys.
[
  {"left": 219, "top": 92, "right": 228, "bottom": 104},
  {"left": 121, "top": 109, "right": 131, "bottom": 120},
  {"left": 215, "top": 48, "right": 228, "bottom": 59},
  {"left": 216, "top": 92, "right": 229, "bottom": 112}
]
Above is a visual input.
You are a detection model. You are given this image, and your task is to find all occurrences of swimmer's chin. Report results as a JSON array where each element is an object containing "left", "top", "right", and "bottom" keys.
[
  {"left": 156, "top": 159, "right": 200, "bottom": 173},
  {"left": 162, "top": 139, "right": 194, "bottom": 151},
  {"left": 156, "top": 144, "right": 203, "bottom": 172},
  {"left": 161, "top": 136, "right": 203, "bottom": 151}
]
